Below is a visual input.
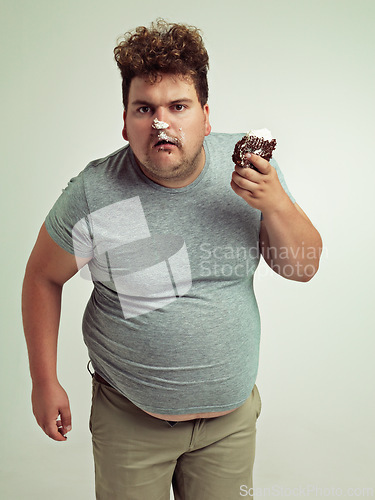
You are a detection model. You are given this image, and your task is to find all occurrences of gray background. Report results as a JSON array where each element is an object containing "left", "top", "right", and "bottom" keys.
[{"left": 1, "top": 0, "right": 374, "bottom": 498}]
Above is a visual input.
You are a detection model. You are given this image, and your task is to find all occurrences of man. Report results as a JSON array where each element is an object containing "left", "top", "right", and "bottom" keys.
[{"left": 22, "top": 19, "right": 322, "bottom": 500}]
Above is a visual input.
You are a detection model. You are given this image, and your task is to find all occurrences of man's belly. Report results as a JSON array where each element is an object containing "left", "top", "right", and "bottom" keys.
[
  {"left": 144, "top": 407, "right": 238, "bottom": 421},
  {"left": 93, "top": 372, "right": 239, "bottom": 420}
]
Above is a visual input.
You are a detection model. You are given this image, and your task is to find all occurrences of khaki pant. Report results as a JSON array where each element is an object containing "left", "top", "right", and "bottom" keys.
[{"left": 89, "top": 377, "right": 261, "bottom": 500}]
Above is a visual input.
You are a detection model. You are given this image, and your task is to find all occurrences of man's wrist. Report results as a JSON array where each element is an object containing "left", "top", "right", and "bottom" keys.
[
  {"left": 31, "top": 372, "right": 59, "bottom": 387},
  {"left": 261, "top": 195, "right": 295, "bottom": 222}
]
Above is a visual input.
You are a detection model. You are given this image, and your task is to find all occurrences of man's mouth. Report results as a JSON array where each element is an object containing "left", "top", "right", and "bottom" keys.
[
  {"left": 154, "top": 139, "right": 177, "bottom": 147},
  {"left": 153, "top": 131, "right": 180, "bottom": 149}
]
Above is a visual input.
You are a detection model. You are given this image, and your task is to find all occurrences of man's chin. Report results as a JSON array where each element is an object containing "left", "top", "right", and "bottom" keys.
[
  {"left": 137, "top": 158, "right": 180, "bottom": 180},
  {"left": 138, "top": 160, "right": 199, "bottom": 188},
  {"left": 134, "top": 146, "right": 205, "bottom": 187}
]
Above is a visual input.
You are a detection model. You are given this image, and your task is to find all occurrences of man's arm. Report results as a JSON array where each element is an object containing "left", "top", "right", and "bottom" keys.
[
  {"left": 22, "top": 223, "right": 89, "bottom": 441},
  {"left": 231, "top": 153, "right": 322, "bottom": 281}
]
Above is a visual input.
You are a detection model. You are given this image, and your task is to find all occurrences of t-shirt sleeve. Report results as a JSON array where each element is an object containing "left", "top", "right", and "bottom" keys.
[
  {"left": 45, "top": 172, "right": 94, "bottom": 258},
  {"left": 269, "top": 157, "right": 296, "bottom": 204}
]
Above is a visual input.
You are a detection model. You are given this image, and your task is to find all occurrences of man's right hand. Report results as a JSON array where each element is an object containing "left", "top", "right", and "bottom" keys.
[{"left": 31, "top": 381, "right": 72, "bottom": 441}]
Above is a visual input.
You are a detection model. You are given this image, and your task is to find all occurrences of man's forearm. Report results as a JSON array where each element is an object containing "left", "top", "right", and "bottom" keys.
[
  {"left": 22, "top": 271, "right": 63, "bottom": 385},
  {"left": 22, "top": 224, "right": 78, "bottom": 440},
  {"left": 231, "top": 155, "right": 322, "bottom": 282},
  {"left": 261, "top": 202, "right": 322, "bottom": 282}
]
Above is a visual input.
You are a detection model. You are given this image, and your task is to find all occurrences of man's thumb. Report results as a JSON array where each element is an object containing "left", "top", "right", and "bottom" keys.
[{"left": 60, "top": 406, "right": 72, "bottom": 435}]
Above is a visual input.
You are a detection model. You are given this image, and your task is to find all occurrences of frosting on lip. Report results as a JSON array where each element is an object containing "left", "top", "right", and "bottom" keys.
[
  {"left": 152, "top": 125, "right": 185, "bottom": 151},
  {"left": 152, "top": 118, "right": 169, "bottom": 130},
  {"left": 155, "top": 130, "right": 180, "bottom": 147}
]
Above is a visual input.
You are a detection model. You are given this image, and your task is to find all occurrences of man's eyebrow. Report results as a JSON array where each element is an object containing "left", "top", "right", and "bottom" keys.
[
  {"left": 170, "top": 98, "right": 194, "bottom": 104},
  {"left": 130, "top": 100, "right": 152, "bottom": 107},
  {"left": 130, "top": 98, "right": 194, "bottom": 107}
]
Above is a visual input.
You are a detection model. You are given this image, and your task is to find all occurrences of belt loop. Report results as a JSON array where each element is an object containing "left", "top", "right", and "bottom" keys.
[{"left": 87, "top": 360, "right": 94, "bottom": 377}]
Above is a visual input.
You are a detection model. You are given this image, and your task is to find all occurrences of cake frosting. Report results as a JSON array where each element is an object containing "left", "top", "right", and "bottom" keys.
[
  {"left": 152, "top": 118, "right": 169, "bottom": 130},
  {"left": 156, "top": 130, "right": 179, "bottom": 145},
  {"left": 246, "top": 128, "right": 274, "bottom": 142}
]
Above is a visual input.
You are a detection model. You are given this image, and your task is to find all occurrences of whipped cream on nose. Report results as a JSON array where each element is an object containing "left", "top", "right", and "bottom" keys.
[{"left": 152, "top": 118, "right": 169, "bottom": 130}]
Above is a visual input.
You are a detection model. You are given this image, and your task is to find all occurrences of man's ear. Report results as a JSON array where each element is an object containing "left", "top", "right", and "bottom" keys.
[
  {"left": 122, "top": 110, "right": 128, "bottom": 141},
  {"left": 203, "top": 104, "right": 211, "bottom": 137}
]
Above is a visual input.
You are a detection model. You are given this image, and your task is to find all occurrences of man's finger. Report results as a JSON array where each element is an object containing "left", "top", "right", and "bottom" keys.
[
  {"left": 230, "top": 179, "right": 254, "bottom": 199},
  {"left": 43, "top": 420, "right": 68, "bottom": 441},
  {"left": 60, "top": 408, "right": 72, "bottom": 435},
  {"left": 234, "top": 164, "right": 261, "bottom": 183},
  {"left": 246, "top": 153, "right": 271, "bottom": 174}
]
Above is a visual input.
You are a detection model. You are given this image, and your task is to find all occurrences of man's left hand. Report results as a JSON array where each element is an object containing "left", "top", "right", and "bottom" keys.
[{"left": 230, "top": 153, "right": 289, "bottom": 214}]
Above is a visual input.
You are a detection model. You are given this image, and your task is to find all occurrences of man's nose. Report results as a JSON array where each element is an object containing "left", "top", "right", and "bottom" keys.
[{"left": 152, "top": 117, "right": 169, "bottom": 130}]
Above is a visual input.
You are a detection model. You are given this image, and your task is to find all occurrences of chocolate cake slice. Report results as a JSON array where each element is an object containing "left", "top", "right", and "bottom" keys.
[{"left": 232, "top": 128, "right": 277, "bottom": 169}]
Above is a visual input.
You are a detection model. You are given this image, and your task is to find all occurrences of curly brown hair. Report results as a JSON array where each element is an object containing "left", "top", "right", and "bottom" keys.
[{"left": 114, "top": 19, "right": 209, "bottom": 110}]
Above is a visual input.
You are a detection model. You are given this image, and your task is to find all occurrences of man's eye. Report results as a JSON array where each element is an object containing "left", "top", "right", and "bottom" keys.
[
  {"left": 138, "top": 106, "right": 151, "bottom": 114},
  {"left": 173, "top": 104, "right": 186, "bottom": 111}
]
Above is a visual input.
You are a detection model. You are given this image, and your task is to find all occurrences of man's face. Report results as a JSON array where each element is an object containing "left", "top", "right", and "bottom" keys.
[{"left": 122, "top": 73, "right": 211, "bottom": 188}]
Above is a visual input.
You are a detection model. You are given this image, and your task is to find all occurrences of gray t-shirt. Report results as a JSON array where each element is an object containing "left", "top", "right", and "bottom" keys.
[{"left": 45, "top": 132, "right": 295, "bottom": 414}]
